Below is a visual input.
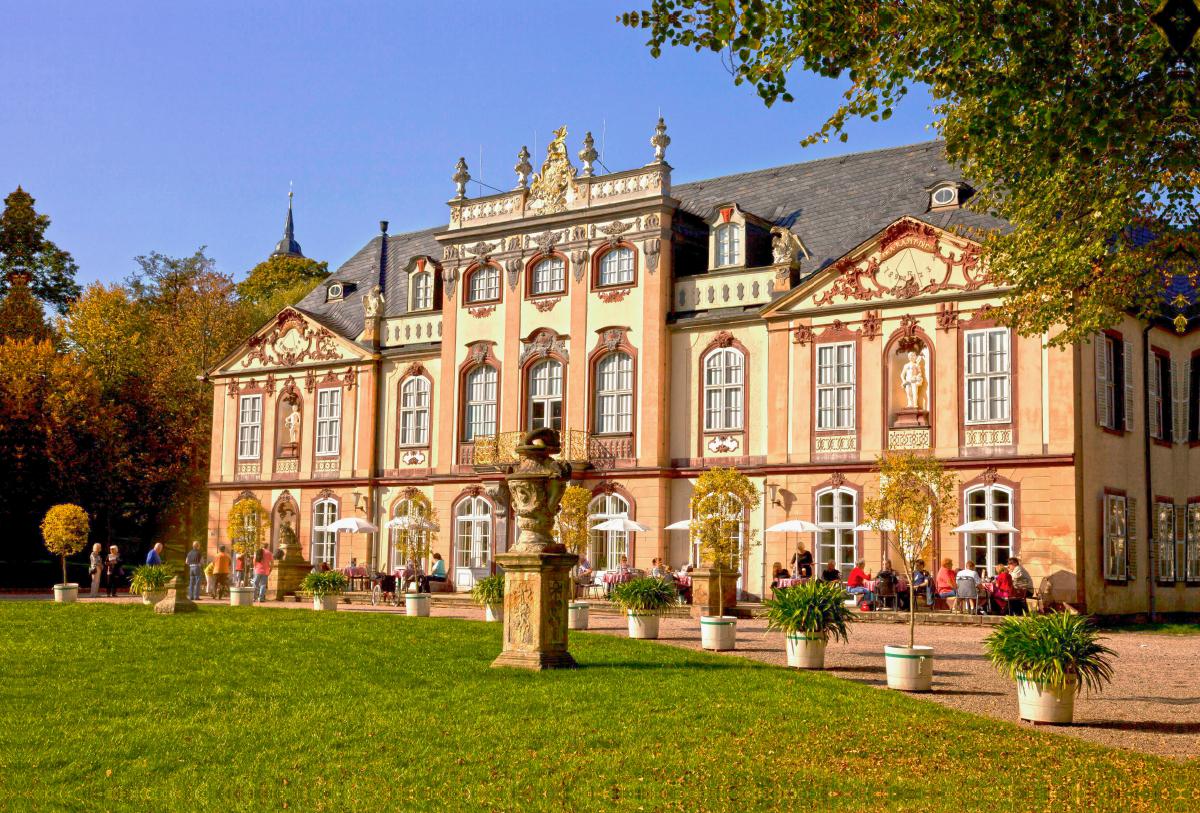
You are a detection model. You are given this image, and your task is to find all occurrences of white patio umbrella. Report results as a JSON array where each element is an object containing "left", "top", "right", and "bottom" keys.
[
  {"left": 854, "top": 519, "right": 898, "bottom": 532},
  {"left": 765, "top": 519, "right": 824, "bottom": 533},
  {"left": 664, "top": 519, "right": 693, "bottom": 530},
  {"left": 591, "top": 517, "right": 652, "bottom": 533},
  {"left": 325, "top": 517, "right": 379, "bottom": 534},
  {"left": 950, "top": 519, "right": 1020, "bottom": 534}
]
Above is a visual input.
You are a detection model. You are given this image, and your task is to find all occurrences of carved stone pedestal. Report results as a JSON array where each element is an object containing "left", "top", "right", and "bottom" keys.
[
  {"left": 893, "top": 407, "right": 929, "bottom": 429},
  {"left": 689, "top": 564, "right": 740, "bottom": 619},
  {"left": 154, "top": 576, "right": 197, "bottom": 614},
  {"left": 267, "top": 541, "right": 310, "bottom": 600},
  {"left": 491, "top": 551, "right": 578, "bottom": 670}
]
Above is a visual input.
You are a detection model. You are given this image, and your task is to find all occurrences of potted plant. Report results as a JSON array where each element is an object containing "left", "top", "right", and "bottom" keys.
[
  {"left": 983, "top": 611, "right": 1117, "bottom": 724},
  {"left": 301, "top": 570, "right": 350, "bottom": 611},
  {"left": 763, "top": 580, "right": 856, "bottom": 669},
  {"left": 555, "top": 485, "right": 592, "bottom": 630},
  {"left": 471, "top": 574, "right": 505, "bottom": 622},
  {"left": 388, "top": 491, "right": 440, "bottom": 617},
  {"left": 610, "top": 577, "right": 677, "bottom": 640},
  {"left": 227, "top": 497, "right": 269, "bottom": 606},
  {"left": 863, "top": 450, "right": 957, "bottom": 691},
  {"left": 129, "top": 564, "right": 174, "bottom": 605},
  {"left": 41, "top": 504, "right": 90, "bottom": 603},
  {"left": 690, "top": 467, "right": 761, "bottom": 651}
]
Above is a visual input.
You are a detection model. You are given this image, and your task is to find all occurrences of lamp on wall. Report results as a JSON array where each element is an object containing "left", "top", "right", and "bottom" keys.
[
  {"left": 352, "top": 489, "right": 364, "bottom": 513},
  {"left": 765, "top": 482, "right": 782, "bottom": 508}
]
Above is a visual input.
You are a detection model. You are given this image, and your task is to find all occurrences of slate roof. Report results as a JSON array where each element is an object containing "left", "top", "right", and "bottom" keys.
[{"left": 296, "top": 140, "right": 1010, "bottom": 339}]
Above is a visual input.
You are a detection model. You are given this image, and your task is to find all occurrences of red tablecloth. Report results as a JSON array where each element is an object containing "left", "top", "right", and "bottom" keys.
[
  {"left": 340, "top": 567, "right": 367, "bottom": 578},
  {"left": 775, "top": 577, "right": 807, "bottom": 589},
  {"left": 674, "top": 574, "right": 692, "bottom": 588},
  {"left": 603, "top": 571, "right": 633, "bottom": 585}
]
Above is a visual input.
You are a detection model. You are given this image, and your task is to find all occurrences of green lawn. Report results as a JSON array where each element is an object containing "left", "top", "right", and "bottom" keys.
[{"left": 1, "top": 604, "right": 1196, "bottom": 813}]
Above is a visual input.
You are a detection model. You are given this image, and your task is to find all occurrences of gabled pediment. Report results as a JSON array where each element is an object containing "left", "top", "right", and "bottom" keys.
[
  {"left": 209, "top": 307, "right": 369, "bottom": 375},
  {"left": 761, "top": 217, "right": 992, "bottom": 317}
]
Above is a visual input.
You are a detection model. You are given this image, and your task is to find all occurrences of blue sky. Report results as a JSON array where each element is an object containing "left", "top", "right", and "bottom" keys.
[{"left": 1, "top": 1, "right": 936, "bottom": 286}]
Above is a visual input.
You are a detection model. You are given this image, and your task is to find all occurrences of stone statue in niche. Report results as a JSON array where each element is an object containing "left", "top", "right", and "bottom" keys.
[
  {"left": 284, "top": 404, "right": 301, "bottom": 442},
  {"left": 892, "top": 344, "right": 931, "bottom": 428},
  {"left": 901, "top": 350, "right": 928, "bottom": 409}
]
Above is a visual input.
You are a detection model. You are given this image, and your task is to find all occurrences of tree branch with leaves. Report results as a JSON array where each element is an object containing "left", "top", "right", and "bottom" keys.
[{"left": 689, "top": 467, "right": 761, "bottom": 615}]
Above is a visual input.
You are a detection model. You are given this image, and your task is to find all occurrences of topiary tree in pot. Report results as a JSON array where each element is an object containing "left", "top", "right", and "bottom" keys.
[
  {"left": 689, "top": 467, "right": 760, "bottom": 615},
  {"left": 554, "top": 484, "right": 592, "bottom": 598},
  {"left": 763, "top": 580, "right": 857, "bottom": 669},
  {"left": 42, "top": 504, "right": 90, "bottom": 602},
  {"left": 610, "top": 576, "right": 677, "bottom": 640},
  {"left": 227, "top": 498, "right": 269, "bottom": 602}
]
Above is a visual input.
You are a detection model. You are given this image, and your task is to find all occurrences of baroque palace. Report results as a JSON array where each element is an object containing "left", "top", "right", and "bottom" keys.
[{"left": 205, "top": 126, "right": 1200, "bottom": 617}]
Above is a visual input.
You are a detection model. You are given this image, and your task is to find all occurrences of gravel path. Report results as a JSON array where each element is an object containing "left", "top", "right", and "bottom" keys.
[{"left": 14, "top": 594, "right": 1198, "bottom": 760}]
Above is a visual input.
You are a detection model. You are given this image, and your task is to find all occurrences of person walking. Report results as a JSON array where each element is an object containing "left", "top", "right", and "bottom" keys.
[
  {"left": 104, "top": 545, "right": 122, "bottom": 597},
  {"left": 88, "top": 544, "right": 104, "bottom": 597},
  {"left": 145, "top": 542, "right": 163, "bottom": 566},
  {"left": 186, "top": 542, "right": 204, "bottom": 601},
  {"left": 212, "top": 545, "right": 231, "bottom": 599},
  {"left": 252, "top": 543, "right": 272, "bottom": 602}
]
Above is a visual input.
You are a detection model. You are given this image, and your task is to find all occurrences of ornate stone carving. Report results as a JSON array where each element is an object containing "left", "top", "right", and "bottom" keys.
[
  {"left": 506, "top": 581, "right": 535, "bottom": 647},
  {"left": 600, "top": 327, "right": 626, "bottom": 352},
  {"left": 506, "top": 429, "right": 572, "bottom": 553},
  {"left": 597, "top": 288, "right": 629, "bottom": 303},
  {"left": 507, "top": 236, "right": 520, "bottom": 251},
  {"left": 505, "top": 258, "right": 522, "bottom": 290},
  {"left": 468, "top": 343, "right": 491, "bottom": 366},
  {"left": 401, "top": 449, "right": 426, "bottom": 465},
  {"left": 528, "top": 127, "right": 578, "bottom": 214},
  {"left": 532, "top": 230, "right": 563, "bottom": 256},
  {"left": 862, "top": 310, "right": 882, "bottom": 341},
  {"left": 570, "top": 249, "right": 589, "bottom": 283},
  {"left": 880, "top": 219, "right": 938, "bottom": 257},
  {"left": 469, "top": 305, "right": 496, "bottom": 319},
  {"left": 519, "top": 331, "right": 568, "bottom": 366},
  {"left": 814, "top": 435, "right": 857, "bottom": 453},
  {"left": 937, "top": 302, "right": 960, "bottom": 331},
  {"left": 793, "top": 325, "right": 814, "bottom": 346},
  {"left": 442, "top": 245, "right": 459, "bottom": 261},
  {"left": 707, "top": 436, "right": 739, "bottom": 453},
  {"left": 316, "top": 487, "right": 335, "bottom": 500},
  {"left": 771, "top": 226, "right": 804, "bottom": 266},
  {"left": 362, "top": 285, "right": 385, "bottom": 318},
  {"left": 571, "top": 226, "right": 587, "bottom": 241},
  {"left": 597, "top": 220, "right": 632, "bottom": 237},
  {"left": 649, "top": 117, "right": 670, "bottom": 163},
  {"left": 304, "top": 369, "right": 317, "bottom": 393},
  {"left": 645, "top": 213, "right": 660, "bottom": 229},
  {"left": 467, "top": 241, "right": 499, "bottom": 259},
  {"left": 830, "top": 472, "right": 846, "bottom": 488},
  {"left": 235, "top": 489, "right": 259, "bottom": 504},
  {"left": 243, "top": 309, "right": 341, "bottom": 369},
  {"left": 442, "top": 266, "right": 459, "bottom": 296},
  {"left": 452, "top": 157, "right": 470, "bottom": 200},
  {"left": 578, "top": 131, "right": 598, "bottom": 177},
  {"left": 643, "top": 238, "right": 661, "bottom": 275},
  {"left": 532, "top": 297, "right": 560, "bottom": 313},
  {"left": 264, "top": 373, "right": 276, "bottom": 395},
  {"left": 341, "top": 369, "right": 356, "bottom": 389},
  {"left": 888, "top": 428, "right": 932, "bottom": 450},
  {"left": 402, "top": 361, "right": 426, "bottom": 379},
  {"left": 982, "top": 466, "right": 1000, "bottom": 485},
  {"left": 513, "top": 145, "right": 532, "bottom": 190},
  {"left": 712, "top": 330, "right": 735, "bottom": 348}
]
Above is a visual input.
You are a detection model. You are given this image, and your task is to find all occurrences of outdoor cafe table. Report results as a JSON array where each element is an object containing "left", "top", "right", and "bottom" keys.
[
  {"left": 603, "top": 571, "right": 634, "bottom": 585},
  {"left": 340, "top": 566, "right": 368, "bottom": 591},
  {"left": 674, "top": 573, "right": 692, "bottom": 588},
  {"left": 775, "top": 577, "right": 808, "bottom": 589}
]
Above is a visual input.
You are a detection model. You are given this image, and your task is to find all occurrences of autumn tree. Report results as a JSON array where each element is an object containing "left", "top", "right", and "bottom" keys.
[
  {"left": 0, "top": 274, "right": 53, "bottom": 343},
  {"left": 236, "top": 254, "right": 328, "bottom": 305},
  {"left": 689, "top": 467, "right": 760, "bottom": 614},
  {"left": 41, "top": 504, "right": 91, "bottom": 586},
  {"left": 554, "top": 485, "right": 593, "bottom": 595},
  {"left": 622, "top": 2, "right": 1199, "bottom": 344},
  {"left": 0, "top": 187, "right": 81, "bottom": 311}
]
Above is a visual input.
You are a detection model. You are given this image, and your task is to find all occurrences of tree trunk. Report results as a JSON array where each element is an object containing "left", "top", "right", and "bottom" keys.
[{"left": 61, "top": 554, "right": 67, "bottom": 586}]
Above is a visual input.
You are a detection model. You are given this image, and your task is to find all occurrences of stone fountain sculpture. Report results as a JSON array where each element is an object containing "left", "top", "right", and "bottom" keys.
[{"left": 491, "top": 427, "right": 578, "bottom": 670}]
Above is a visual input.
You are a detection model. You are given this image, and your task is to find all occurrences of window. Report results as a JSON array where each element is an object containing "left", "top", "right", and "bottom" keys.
[
  {"left": 1096, "top": 334, "right": 1134, "bottom": 431},
  {"left": 816, "top": 343, "right": 855, "bottom": 430},
  {"left": 528, "top": 360, "right": 563, "bottom": 431},
  {"left": 598, "top": 247, "right": 634, "bottom": 287},
  {"left": 237, "top": 395, "right": 262, "bottom": 459},
  {"left": 1156, "top": 502, "right": 1176, "bottom": 582},
  {"left": 311, "top": 499, "right": 338, "bottom": 566},
  {"left": 704, "top": 349, "right": 744, "bottom": 431},
  {"left": 816, "top": 488, "right": 857, "bottom": 579},
  {"left": 390, "top": 498, "right": 431, "bottom": 572},
  {"left": 595, "top": 352, "right": 633, "bottom": 434},
  {"left": 1188, "top": 503, "right": 1200, "bottom": 582},
  {"left": 1174, "top": 355, "right": 1190, "bottom": 445},
  {"left": 412, "top": 272, "right": 432, "bottom": 310},
  {"left": 965, "top": 329, "right": 1010, "bottom": 423},
  {"left": 932, "top": 186, "right": 957, "bottom": 207},
  {"left": 1150, "top": 353, "right": 1169, "bottom": 440},
  {"left": 1103, "top": 493, "right": 1128, "bottom": 581},
  {"left": 315, "top": 389, "right": 341, "bottom": 456},
  {"left": 589, "top": 494, "right": 629, "bottom": 571},
  {"left": 327, "top": 282, "right": 343, "bottom": 302},
  {"left": 464, "top": 365, "right": 497, "bottom": 441},
  {"left": 965, "top": 486, "right": 1013, "bottom": 577},
  {"left": 455, "top": 496, "right": 491, "bottom": 570},
  {"left": 399, "top": 377, "right": 430, "bottom": 445},
  {"left": 531, "top": 257, "right": 565, "bottom": 295},
  {"left": 468, "top": 265, "right": 500, "bottom": 303},
  {"left": 1190, "top": 356, "right": 1199, "bottom": 444},
  {"left": 715, "top": 223, "right": 741, "bottom": 267}
]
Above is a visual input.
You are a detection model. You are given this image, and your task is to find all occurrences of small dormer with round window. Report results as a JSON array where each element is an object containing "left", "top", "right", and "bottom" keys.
[
  {"left": 325, "top": 280, "right": 347, "bottom": 303},
  {"left": 705, "top": 203, "right": 773, "bottom": 271},
  {"left": 926, "top": 180, "right": 971, "bottom": 211}
]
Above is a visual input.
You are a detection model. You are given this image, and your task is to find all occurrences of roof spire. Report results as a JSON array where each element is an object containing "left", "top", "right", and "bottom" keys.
[{"left": 271, "top": 187, "right": 305, "bottom": 258}]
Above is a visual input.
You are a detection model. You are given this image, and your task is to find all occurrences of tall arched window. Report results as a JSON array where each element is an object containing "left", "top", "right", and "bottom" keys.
[
  {"left": 589, "top": 493, "right": 629, "bottom": 570},
  {"left": 467, "top": 265, "right": 500, "bottom": 303},
  {"left": 528, "top": 359, "right": 563, "bottom": 431},
  {"left": 311, "top": 498, "right": 338, "bottom": 567},
  {"left": 703, "top": 348, "right": 744, "bottom": 431},
  {"left": 455, "top": 496, "right": 491, "bottom": 576},
  {"left": 390, "top": 498, "right": 431, "bottom": 571},
  {"left": 399, "top": 377, "right": 430, "bottom": 446},
  {"left": 816, "top": 488, "right": 856, "bottom": 579},
  {"left": 412, "top": 272, "right": 432, "bottom": 310},
  {"left": 531, "top": 257, "right": 565, "bottom": 295},
  {"left": 464, "top": 365, "right": 497, "bottom": 440},
  {"left": 595, "top": 352, "right": 633, "bottom": 434},
  {"left": 598, "top": 247, "right": 635, "bottom": 286},
  {"left": 715, "top": 223, "right": 741, "bottom": 267},
  {"left": 964, "top": 485, "right": 1013, "bottom": 576}
]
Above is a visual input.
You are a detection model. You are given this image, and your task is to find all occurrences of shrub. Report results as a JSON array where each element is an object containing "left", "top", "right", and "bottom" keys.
[
  {"left": 129, "top": 564, "right": 175, "bottom": 595},
  {"left": 982, "top": 612, "right": 1117, "bottom": 693},
  {"left": 610, "top": 577, "right": 677, "bottom": 613},
  {"left": 300, "top": 570, "right": 350, "bottom": 598},
  {"left": 41, "top": 504, "right": 90, "bottom": 586},
  {"left": 763, "top": 580, "right": 856, "bottom": 644},
  {"left": 470, "top": 574, "right": 505, "bottom": 606}
]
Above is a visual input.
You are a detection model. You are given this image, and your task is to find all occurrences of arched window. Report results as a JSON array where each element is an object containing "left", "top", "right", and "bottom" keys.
[
  {"left": 311, "top": 498, "right": 338, "bottom": 566},
  {"left": 598, "top": 247, "right": 635, "bottom": 287},
  {"left": 455, "top": 496, "right": 491, "bottom": 575},
  {"left": 816, "top": 488, "right": 856, "bottom": 579},
  {"left": 595, "top": 352, "right": 633, "bottom": 434},
  {"left": 390, "top": 498, "right": 431, "bottom": 571},
  {"left": 528, "top": 359, "right": 563, "bottom": 431},
  {"left": 399, "top": 376, "right": 430, "bottom": 445},
  {"left": 464, "top": 365, "right": 497, "bottom": 440},
  {"left": 964, "top": 485, "right": 1013, "bottom": 576},
  {"left": 412, "top": 271, "right": 432, "bottom": 310},
  {"left": 531, "top": 257, "right": 565, "bottom": 295},
  {"left": 703, "top": 348, "right": 744, "bottom": 431},
  {"left": 715, "top": 223, "right": 741, "bottom": 267},
  {"left": 589, "top": 493, "right": 629, "bottom": 571},
  {"left": 467, "top": 265, "right": 500, "bottom": 303}
]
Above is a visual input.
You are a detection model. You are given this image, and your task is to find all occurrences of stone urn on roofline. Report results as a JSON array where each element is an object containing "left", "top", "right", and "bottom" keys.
[{"left": 491, "top": 427, "right": 578, "bottom": 670}]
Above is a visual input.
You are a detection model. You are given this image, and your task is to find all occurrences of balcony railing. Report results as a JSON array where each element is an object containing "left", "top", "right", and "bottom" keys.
[{"left": 470, "top": 430, "right": 594, "bottom": 469}]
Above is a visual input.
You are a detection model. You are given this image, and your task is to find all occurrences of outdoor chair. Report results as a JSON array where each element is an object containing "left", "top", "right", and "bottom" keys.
[
  {"left": 875, "top": 573, "right": 898, "bottom": 610},
  {"left": 954, "top": 577, "right": 978, "bottom": 613},
  {"left": 1025, "top": 577, "right": 1051, "bottom": 614}
]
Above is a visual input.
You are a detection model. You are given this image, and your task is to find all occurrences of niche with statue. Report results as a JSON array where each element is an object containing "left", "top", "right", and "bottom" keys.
[{"left": 888, "top": 335, "right": 931, "bottom": 431}]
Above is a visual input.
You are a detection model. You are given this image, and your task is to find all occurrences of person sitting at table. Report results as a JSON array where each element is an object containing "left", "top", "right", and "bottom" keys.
[
  {"left": 1006, "top": 557, "right": 1032, "bottom": 614},
  {"left": 846, "top": 559, "right": 873, "bottom": 607},
  {"left": 990, "top": 565, "right": 1014, "bottom": 614},
  {"left": 956, "top": 561, "right": 983, "bottom": 613},
  {"left": 935, "top": 558, "right": 957, "bottom": 608},
  {"left": 650, "top": 558, "right": 667, "bottom": 579},
  {"left": 576, "top": 555, "right": 594, "bottom": 582},
  {"left": 821, "top": 560, "right": 841, "bottom": 583},
  {"left": 615, "top": 555, "right": 633, "bottom": 575},
  {"left": 789, "top": 542, "right": 814, "bottom": 580},
  {"left": 420, "top": 552, "right": 447, "bottom": 592},
  {"left": 910, "top": 560, "right": 933, "bottom": 607},
  {"left": 769, "top": 562, "right": 791, "bottom": 597}
]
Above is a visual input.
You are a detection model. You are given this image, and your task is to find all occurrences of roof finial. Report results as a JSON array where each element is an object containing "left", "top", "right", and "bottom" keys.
[
  {"left": 271, "top": 185, "right": 304, "bottom": 258},
  {"left": 650, "top": 117, "right": 671, "bottom": 165},
  {"left": 452, "top": 158, "right": 471, "bottom": 200},
  {"left": 578, "top": 132, "right": 598, "bottom": 177}
]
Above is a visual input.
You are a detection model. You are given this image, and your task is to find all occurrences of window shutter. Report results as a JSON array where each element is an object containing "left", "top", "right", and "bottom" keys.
[
  {"left": 1176, "top": 504, "right": 1188, "bottom": 584},
  {"left": 1095, "top": 337, "right": 1109, "bottom": 427},
  {"left": 1123, "top": 341, "right": 1135, "bottom": 432},
  {"left": 1148, "top": 349, "right": 1160, "bottom": 439},
  {"left": 1171, "top": 357, "right": 1184, "bottom": 444},
  {"left": 1126, "top": 496, "right": 1137, "bottom": 580}
]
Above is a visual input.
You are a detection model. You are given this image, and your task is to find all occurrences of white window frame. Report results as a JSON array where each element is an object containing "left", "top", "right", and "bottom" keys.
[
  {"left": 815, "top": 487, "right": 857, "bottom": 580},
  {"left": 816, "top": 342, "right": 855, "bottom": 430},
  {"left": 531, "top": 257, "right": 566, "bottom": 295},
  {"left": 965, "top": 328, "right": 1011, "bottom": 424},
  {"left": 315, "top": 388, "right": 341, "bottom": 456},
  {"left": 703, "top": 348, "right": 744, "bottom": 431},
  {"left": 964, "top": 485, "right": 1014, "bottom": 577},
  {"left": 311, "top": 499, "right": 338, "bottom": 567},
  {"left": 931, "top": 186, "right": 957, "bottom": 207},
  {"left": 595, "top": 352, "right": 633, "bottom": 435},
  {"left": 464, "top": 365, "right": 497, "bottom": 441},
  {"left": 399, "top": 376, "right": 430, "bottom": 446},
  {"left": 1187, "top": 503, "right": 1200, "bottom": 582},
  {"left": 1156, "top": 501, "right": 1176, "bottom": 582},
  {"left": 237, "top": 394, "right": 262, "bottom": 460},
  {"left": 715, "top": 223, "right": 741, "bottom": 267},
  {"left": 412, "top": 271, "right": 432, "bottom": 311},
  {"left": 528, "top": 359, "right": 564, "bottom": 432},
  {"left": 455, "top": 496, "right": 491, "bottom": 570},
  {"left": 598, "top": 247, "right": 634, "bottom": 287},
  {"left": 589, "top": 494, "right": 630, "bottom": 571},
  {"left": 1103, "top": 493, "right": 1128, "bottom": 581},
  {"left": 467, "top": 265, "right": 500, "bottom": 303}
]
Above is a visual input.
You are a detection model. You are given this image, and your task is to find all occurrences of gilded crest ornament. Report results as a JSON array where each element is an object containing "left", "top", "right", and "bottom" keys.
[{"left": 528, "top": 127, "right": 578, "bottom": 214}]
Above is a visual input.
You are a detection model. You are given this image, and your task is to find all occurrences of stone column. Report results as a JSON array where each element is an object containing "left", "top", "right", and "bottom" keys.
[
  {"left": 492, "top": 429, "right": 578, "bottom": 670},
  {"left": 689, "top": 563, "right": 740, "bottom": 619}
]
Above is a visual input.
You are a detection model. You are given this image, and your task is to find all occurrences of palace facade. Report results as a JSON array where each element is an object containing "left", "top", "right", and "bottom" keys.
[{"left": 205, "top": 129, "right": 1200, "bottom": 617}]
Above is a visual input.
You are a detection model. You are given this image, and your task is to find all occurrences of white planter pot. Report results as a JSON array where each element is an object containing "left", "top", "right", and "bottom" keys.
[
  {"left": 485, "top": 603, "right": 503, "bottom": 623},
  {"left": 405, "top": 593, "right": 431, "bottom": 617},
  {"left": 884, "top": 645, "right": 935, "bottom": 691},
  {"left": 626, "top": 611, "right": 660, "bottom": 639},
  {"left": 1017, "top": 676, "right": 1077, "bottom": 724},
  {"left": 142, "top": 589, "right": 167, "bottom": 606},
  {"left": 568, "top": 602, "right": 590, "bottom": 630},
  {"left": 786, "top": 634, "right": 827, "bottom": 669},
  {"left": 313, "top": 595, "right": 340, "bottom": 612},
  {"left": 53, "top": 583, "right": 79, "bottom": 603},
  {"left": 700, "top": 616, "right": 738, "bottom": 651},
  {"left": 230, "top": 586, "right": 255, "bottom": 607}
]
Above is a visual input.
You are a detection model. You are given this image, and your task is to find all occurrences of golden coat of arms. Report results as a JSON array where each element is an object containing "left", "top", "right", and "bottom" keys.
[{"left": 528, "top": 127, "right": 578, "bottom": 214}]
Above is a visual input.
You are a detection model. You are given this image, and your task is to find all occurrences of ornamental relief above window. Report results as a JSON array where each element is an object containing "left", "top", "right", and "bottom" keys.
[{"left": 242, "top": 308, "right": 342, "bottom": 368}]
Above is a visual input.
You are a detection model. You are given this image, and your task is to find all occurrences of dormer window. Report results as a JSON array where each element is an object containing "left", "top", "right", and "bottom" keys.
[
  {"left": 412, "top": 271, "right": 432, "bottom": 310},
  {"left": 931, "top": 185, "right": 957, "bottom": 207},
  {"left": 326, "top": 281, "right": 344, "bottom": 302},
  {"left": 715, "top": 223, "right": 741, "bottom": 267}
]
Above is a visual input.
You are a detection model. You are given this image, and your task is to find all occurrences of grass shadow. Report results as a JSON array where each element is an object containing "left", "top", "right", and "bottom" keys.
[{"left": 1072, "top": 720, "right": 1200, "bottom": 734}]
